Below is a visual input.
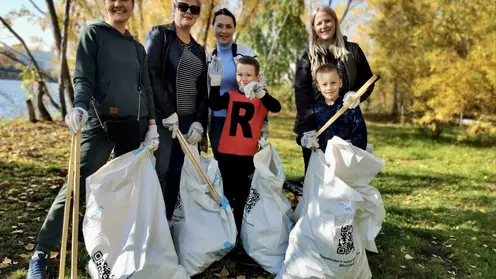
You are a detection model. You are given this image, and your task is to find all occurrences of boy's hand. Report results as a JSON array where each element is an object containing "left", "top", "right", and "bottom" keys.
[
  {"left": 301, "top": 130, "right": 319, "bottom": 149},
  {"left": 240, "top": 81, "right": 263, "bottom": 99},
  {"left": 254, "top": 83, "right": 266, "bottom": 99},
  {"left": 209, "top": 55, "right": 223, "bottom": 86},
  {"left": 260, "top": 121, "right": 269, "bottom": 140},
  {"left": 343, "top": 91, "right": 360, "bottom": 109}
]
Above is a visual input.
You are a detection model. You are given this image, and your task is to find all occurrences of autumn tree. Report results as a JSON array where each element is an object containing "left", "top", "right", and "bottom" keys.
[{"left": 367, "top": 0, "right": 496, "bottom": 130}]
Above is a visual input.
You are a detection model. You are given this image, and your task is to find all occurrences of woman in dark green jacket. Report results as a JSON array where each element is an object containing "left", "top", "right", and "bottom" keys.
[{"left": 27, "top": 1, "right": 158, "bottom": 278}]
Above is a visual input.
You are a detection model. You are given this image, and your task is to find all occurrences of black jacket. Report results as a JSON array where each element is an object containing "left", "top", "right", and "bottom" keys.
[
  {"left": 144, "top": 23, "right": 208, "bottom": 128},
  {"left": 293, "top": 38, "right": 374, "bottom": 135}
]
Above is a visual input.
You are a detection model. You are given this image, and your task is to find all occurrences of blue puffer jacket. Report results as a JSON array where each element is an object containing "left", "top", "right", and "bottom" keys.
[{"left": 314, "top": 96, "right": 367, "bottom": 151}]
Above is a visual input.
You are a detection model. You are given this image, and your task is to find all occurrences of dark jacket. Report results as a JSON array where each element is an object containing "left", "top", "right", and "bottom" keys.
[
  {"left": 293, "top": 38, "right": 373, "bottom": 135},
  {"left": 73, "top": 22, "right": 155, "bottom": 120},
  {"left": 144, "top": 23, "right": 208, "bottom": 129},
  {"left": 314, "top": 97, "right": 367, "bottom": 151}
]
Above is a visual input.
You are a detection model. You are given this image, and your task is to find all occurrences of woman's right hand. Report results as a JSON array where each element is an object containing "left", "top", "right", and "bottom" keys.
[{"left": 162, "top": 112, "right": 179, "bottom": 138}]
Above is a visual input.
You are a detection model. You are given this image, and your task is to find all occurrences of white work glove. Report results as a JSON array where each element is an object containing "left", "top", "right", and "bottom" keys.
[
  {"left": 65, "top": 107, "right": 88, "bottom": 134},
  {"left": 240, "top": 82, "right": 265, "bottom": 99},
  {"left": 208, "top": 55, "right": 223, "bottom": 86},
  {"left": 143, "top": 124, "right": 160, "bottom": 151},
  {"left": 162, "top": 112, "right": 179, "bottom": 138},
  {"left": 258, "top": 137, "right": 269, "bottom": 148},
  {"left": 343, "top": 91, "right": 360, "bottom": 109},
  {"left": 254, "top": 83, "right": 266, "bottom": 99},
  {"left": 300, "top": 130, "right": 319, "bottom": 149},
  {"left": 186, "top": 122, "right": 203, "bottom": 145},
  {"left": 260, "top": 120, "right": 269, "bottom": 141}
]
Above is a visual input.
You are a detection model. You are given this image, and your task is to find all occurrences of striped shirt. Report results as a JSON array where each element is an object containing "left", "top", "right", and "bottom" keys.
[{"left": 176, "top": 46, "right": 203, "bottom": 115}]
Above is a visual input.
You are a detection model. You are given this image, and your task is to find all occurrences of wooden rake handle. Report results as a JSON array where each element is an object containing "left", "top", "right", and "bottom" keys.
[
  {"left": 313, "top": 75, "right": 381, "bottom": 139},
  {"left": 175, "top": 127, "right": 222, "bottom": 206},
  {"left": 59, "top": 130, "right": 82, "bottom": 279}
]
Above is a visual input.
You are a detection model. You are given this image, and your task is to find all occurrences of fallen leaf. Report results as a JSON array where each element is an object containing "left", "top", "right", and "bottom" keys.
[
  {"left": 405, "top": 254, "right": 414, "bottom": 260},
  {"left": 50, "top": 252, "right": 59, "bottom": 259},
  {"left": 469, "top": 265, "right": 476, "bottom": 268},
  {"left": 11, "top": 229, "right": 23, "bottom": 234},
  {"left": 220, "top": 266, "right": 229, "bottom": 277},
  {"left": 25, "top": 243, "right": 35, "bottom": 251},
  {"left": 400, "top": 265, "right": 406, "bottom": 269},
  {"left": 474, "top": 254, "right": 481, "bottom": 258},
  {"left": 11, "top": 225, "right": 18, "bottom": 229},
  {"left": 0, "top": 257, "right": 12, "bottom": 269},
  {"left": 483, "top": 244, "right": 488, "bottom": 248}
]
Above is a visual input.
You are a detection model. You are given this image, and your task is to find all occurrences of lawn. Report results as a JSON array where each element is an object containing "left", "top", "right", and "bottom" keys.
[{"left": 0, "top": 115, "right": 494, "bottom": 279}]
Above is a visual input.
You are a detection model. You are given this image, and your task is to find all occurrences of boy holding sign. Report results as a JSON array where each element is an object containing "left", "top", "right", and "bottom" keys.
[{"left": 209, "top": 57, "right": 281, "bottom": 231}]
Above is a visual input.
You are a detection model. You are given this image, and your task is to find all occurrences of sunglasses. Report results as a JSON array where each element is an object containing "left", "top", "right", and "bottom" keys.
[{"left": 176, "top": 2, "right": 201, "bottom": 15}]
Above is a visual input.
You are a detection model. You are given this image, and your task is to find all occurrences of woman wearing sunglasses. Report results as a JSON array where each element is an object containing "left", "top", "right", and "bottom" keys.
[
  {"left": 145, "top": 0, "right": 208, "bottom": 220},
  {"left": 207, "top": 8, "right": 268, "bottom": 159}
]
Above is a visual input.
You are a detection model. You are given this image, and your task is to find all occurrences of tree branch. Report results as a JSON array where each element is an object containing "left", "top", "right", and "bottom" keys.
[
  {"left": 0, "top": 50, "right": 27, "bottom": 66},
  {"left": 0, "top": 41, "right": 31, "bottom": 61},
  {"left": 340, "top": 0, "right": 353, "bottom": 24},
  {"left": 28, "top": 0, "right": 45, "bottom": 15},
  {"left": 0, "top": 16, "right": 60, "bottom": 110},
  {"left": 234, "top": 0, "right": 261, "bottom": 43}
]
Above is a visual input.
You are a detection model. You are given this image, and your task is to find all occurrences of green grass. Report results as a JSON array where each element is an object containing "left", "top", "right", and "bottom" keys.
[{"left": 0, "top": 115, "right": 495, "bottom": 278}]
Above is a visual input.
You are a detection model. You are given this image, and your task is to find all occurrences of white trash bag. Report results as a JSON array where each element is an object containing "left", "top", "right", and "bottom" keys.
[
  {"left": 325, "top": 137, "right": 385, "bottom": 252},
  {"left": 83, "top": 147, "right": 189, "bottom": 279},
  {"left": 172, "top": 146, "right": 237, "bottom": 276},
  {"left": 241, "top": 143, "right": 293, "bottom": 274},
  {"left": 278, "top": 137, "right": 385, "bottom": 279}
]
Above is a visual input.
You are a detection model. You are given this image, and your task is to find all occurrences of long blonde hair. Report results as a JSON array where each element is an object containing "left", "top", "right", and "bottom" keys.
[{"left": 309, "top": 6, "right": 349, "bottom": 78}]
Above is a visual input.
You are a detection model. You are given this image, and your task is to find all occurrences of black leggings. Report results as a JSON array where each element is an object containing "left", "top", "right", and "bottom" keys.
[{"left": 217, "top": 153, "right": 254, "bottom": 232}]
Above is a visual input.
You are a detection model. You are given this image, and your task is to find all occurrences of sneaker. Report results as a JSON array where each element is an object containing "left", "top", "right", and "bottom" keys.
[{"left": 27, "top": 251, "right": 47, "bottom": 279}]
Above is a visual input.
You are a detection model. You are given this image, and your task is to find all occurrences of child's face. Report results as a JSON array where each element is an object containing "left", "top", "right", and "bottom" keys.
[
  {"left": 316, "top": 70, "right": 342, "bottom": 103},
  {"left": 236, "top": 63, "right": 260, "bottom": 87}
]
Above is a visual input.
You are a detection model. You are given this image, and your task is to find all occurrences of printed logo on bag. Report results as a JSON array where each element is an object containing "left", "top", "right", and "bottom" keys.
[
  {"left": 212, "top": 170, "right": 222, "bottom": 187},
  {"left": 109, "top": 107, "right": 118, "bottom": 114},
  {"left": 337, "top": 225, "right": 355, "bottom": 255},
  {"left": 245, "top": 188, "right": 260, "bottom": 214},
  {"left": 92, "top": 251, "right": 115, "bottom": 279},
  {"left": 83, "top": 205, "right": 104, "bottom": 226},
  {"left": 174, "top": 194, "right": 182, "bottom": 210}
]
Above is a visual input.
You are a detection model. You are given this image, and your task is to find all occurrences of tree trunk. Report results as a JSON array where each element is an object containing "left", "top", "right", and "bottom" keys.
[
  {"left": 392, "top": 78, "right": 399, "bottom": 120},
  {"left": 45, "top": 0, "right": 62, "bottom": 50},
  {"left": 265, "top": 12, "right": 291, "bottom": 86},
  {"left": 58, "top": 0, "right": 72, "bottom": 117},
  {"left": 26, "top": 99, "right": 37, "bottom": 123},
  {"left": 137, "top": 0, "right": 145, "bottom": 32},
  {"left": 37, "top": 81, "right": 53, "bottom": 121},
  {"left": 0, "top": 16, "right": 60, "bottom": 111},
  {"left": 201, "top": 0, "right": 215, "bottom": 48},
  {"left": 45, "top": 0, "right": 74, "bottom": 104}
]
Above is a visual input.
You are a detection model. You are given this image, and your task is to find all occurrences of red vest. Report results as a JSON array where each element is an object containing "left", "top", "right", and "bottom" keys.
[{"left": 218, "top": 90, "right": 268, "bottom": 156}]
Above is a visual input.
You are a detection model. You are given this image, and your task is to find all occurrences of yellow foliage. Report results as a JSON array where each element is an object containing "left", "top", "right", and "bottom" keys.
[{"left": 367, "top": 0, "right": 496, "bottom": 132}]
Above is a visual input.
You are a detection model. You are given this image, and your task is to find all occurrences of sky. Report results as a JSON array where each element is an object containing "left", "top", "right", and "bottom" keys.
[
  {"left": 0, "top": 0, "right": 56, "bottom": 51},
  {"left": 0, "top": 0, "right": 355, "bottom": 52}
]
